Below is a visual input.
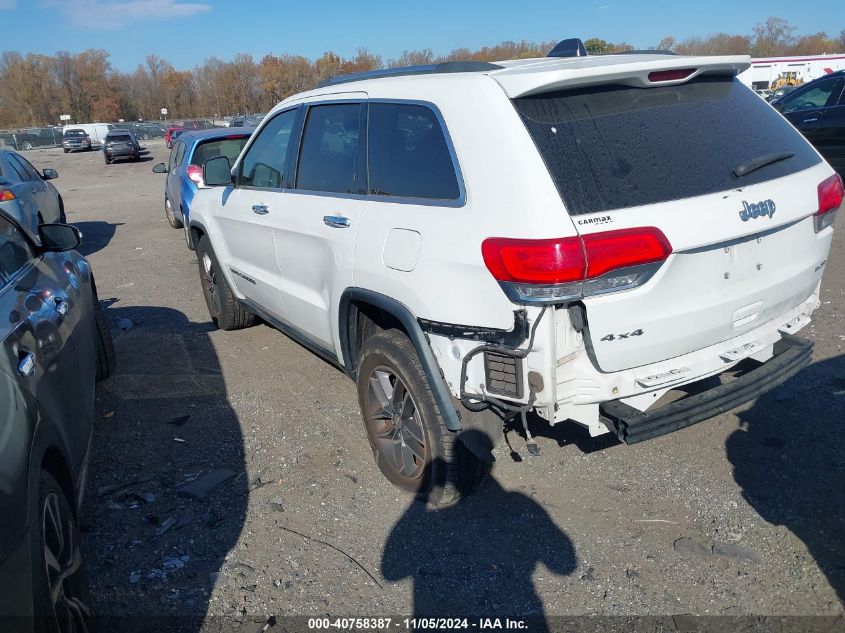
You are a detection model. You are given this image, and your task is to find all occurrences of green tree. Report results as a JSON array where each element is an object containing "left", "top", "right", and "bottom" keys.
[{"left": 584, "top": 38, "right": 612, "bottom": 54}]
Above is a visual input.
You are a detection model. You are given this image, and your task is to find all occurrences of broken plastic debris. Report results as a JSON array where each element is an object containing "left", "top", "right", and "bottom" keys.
[{"left": 177, "top": 468, "right": 238, "bottom": 500}]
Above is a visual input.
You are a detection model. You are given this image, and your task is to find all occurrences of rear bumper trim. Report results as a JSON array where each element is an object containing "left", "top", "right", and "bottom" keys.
[{"left": 600, "top": 334, "right": 813, "bottom": 444}]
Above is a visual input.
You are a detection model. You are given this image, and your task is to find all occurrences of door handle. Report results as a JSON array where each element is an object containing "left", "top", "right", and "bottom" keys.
[
  {"left": 252, "top": 204, "right": 269, "bottom": 215},
  {"left": 323, "top": 215, "right": 351, "bottom": 228},
  {"left": 18, "top": 352, "right": 35, "bottom": 377},
  {"left": 54, "top": 297, "right": 68, "bottom": 317},
  {"left": 802, "top": 117, "right": 819, "bottom": 123}
]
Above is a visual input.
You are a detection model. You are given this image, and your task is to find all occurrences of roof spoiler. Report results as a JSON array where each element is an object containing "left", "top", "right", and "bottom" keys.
[{"left": 548, "top": 38, "right": 588, "bottom": 58}]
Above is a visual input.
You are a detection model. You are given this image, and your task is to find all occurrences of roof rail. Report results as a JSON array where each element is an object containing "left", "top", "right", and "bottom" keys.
[
  {"left": 547, "top": 38, "right": 588, "bottom": 58},
  {"left": 316, "top": 61, "right": 503, "bottom": 88},
  {"left": 609, "top": 49, "right": 678, "bottom": 55}
]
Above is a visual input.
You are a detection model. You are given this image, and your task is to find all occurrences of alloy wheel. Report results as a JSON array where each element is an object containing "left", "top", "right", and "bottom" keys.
[
  {"left": 42, "top": 491, "right": 90, "bottom": 633},
  {"left": 364, "top": 367, "right": 428, "bottom": 481},
  {"left": 201, "top": 252, "right": 221, "bottom": 316}
]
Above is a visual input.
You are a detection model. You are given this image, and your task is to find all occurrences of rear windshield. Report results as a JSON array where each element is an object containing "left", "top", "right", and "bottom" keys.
[
  {"left": 191, "top": 137, "right": 250, "bottom": 166},
  {"left": 108, "top": 134, "right": 131, "bottom": 142},
  {"left": 64, "top": 130, "right": 86, "bottom": 137},
  {"left": 513, "top": 77, "right": 821, "bottom": 215}
]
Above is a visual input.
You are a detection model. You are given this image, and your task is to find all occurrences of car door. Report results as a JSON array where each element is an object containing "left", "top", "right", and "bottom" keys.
[
  {"left": 0, "top": 214, "right": 93, "bottom": 483},
  {"left": 8, "top": 153, "right": 58, "bottom": 223},
  {"left": 779, "top": 76, "right": 845, "bottom": 157},
  {"left": 167, "top": 139, "right": 187, "bottom": 212},
  {"left": 272, "top": 100, "right": 366, "bottom": 351},
  {"left": 216, "top": 107, "right": 300, "bottom": 321},
  {"left": 818, "top": 87, "right": 845, "bottom": 174}
]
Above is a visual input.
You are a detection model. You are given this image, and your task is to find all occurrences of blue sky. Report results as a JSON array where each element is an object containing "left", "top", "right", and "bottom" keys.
[{"left": 0, "top": 0, "right": 842, "bottom": 71}]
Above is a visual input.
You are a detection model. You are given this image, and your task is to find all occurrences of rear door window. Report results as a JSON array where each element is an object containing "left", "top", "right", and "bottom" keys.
[
  {"left": 0, "top": 215, "right": 35, "bottom": 286},
  {"left": 513, "top": 77, "right": 821, "bottom": 215},
  {"left": 238, "top": 109, "right": 297, "bottom": 189},
  {"left": 366, "top": 103, "right": 460, "bottom": 200},
  {"left": 295, "top": 103, "right": 363, "bottom": 195},
  {"left": 8, "top": 154, "right": 40, "bottom": 181},
  {"left": 192, "top": 136, "right": 250, "bottom": 168},
  {"left": 174, "top": 141, "right": 186, "bottom": 166},
  {"left": 778, "top": 77, "right": 845, "bottom": 114},
  {"left": 5, "top": 155, "right": 28, "bottom": 181}
]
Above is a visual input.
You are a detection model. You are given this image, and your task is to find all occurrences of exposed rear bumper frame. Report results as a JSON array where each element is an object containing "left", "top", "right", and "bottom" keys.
[{"left": 600, "top": 334, "right": 813, "bottom": 444}]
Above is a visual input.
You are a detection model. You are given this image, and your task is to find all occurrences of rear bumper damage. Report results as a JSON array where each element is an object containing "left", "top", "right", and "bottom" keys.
[{"left": 600, "top": 334, "right": 812, "bottom": 444}]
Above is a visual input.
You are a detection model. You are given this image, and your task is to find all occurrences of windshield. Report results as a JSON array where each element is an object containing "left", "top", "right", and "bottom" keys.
[{"left": 513, "top": 77, "right": 820, "bottom": 215}]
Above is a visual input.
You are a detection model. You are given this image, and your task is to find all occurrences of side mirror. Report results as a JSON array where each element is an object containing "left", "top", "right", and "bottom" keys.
[
  {"left": 42, "top": 168, "right": 58, "bottom": 180},
  {"left": 203, "top": 156, "right": 233, "bottom": 187},
  {"left": 152, "top": 162, "right": 167, "bottom": 173},
  {"left": 39, "top": 223, "right": 81, "bottom": 252}
]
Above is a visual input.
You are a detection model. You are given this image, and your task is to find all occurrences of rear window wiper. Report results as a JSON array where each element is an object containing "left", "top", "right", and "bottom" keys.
[{"left": 731, "top": 152, "right": 794, "bottom": 179}]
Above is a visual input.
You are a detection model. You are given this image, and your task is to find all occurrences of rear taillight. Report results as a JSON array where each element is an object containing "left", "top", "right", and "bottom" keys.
[
  {"left": 186, "top": 164, "right": 203, "bottom": 185},
  {"left": 0, "top": 190, "right": 15, "bottom": 201},
  {"left": 482, "top": 227, "right": 672, "bottom": 303},
  {"left": 815, "top": 173, "right": 843, "bottom": 232}
]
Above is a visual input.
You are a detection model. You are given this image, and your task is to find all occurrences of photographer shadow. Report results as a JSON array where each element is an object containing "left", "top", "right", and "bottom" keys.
[
  {"left": 381, "top": 431, "right": 576, "bottom": 631},
  {"left": 726, "top": 354, "right": 845, "bottom": 605}
]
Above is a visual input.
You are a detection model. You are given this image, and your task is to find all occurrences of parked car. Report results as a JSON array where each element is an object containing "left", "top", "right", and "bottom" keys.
[
  {"left": 772, "top": 70, "right": 845, "bottom": 174},
  {"left": 61, "top": 128, "right": 92, "bottom": 153},
  {"left": 769, "top": 85, "right": 796, "bottom": 101},
  {"left": 152, "top": 128, "right": 253, "bottom": 243},
  {"left": 62, "top": 123, "right": 112, "bottom": 148},
  {"left": 181, "top": 119, "right": 216, "bottom": 131},
  {"left": 187, "top": 43, "right": 839, "bottom": 502},
  {"left": 102, "top": 130, "right": 141, "bottom": 164},
  {"left": 165, "top": 127, "right": 184, "bottom": 149},
  {"left": 12, "top": 128, "right": 61, "bottom": 151},
  {"left": 0, "top": 209, "right": 115, "bottom": 632},
  {"left": 0, "top": 149, "right": 66, "bottom": 238},
  {"left": 227, "top": 116, "right": 248, "bottom": 128},
  {"left": 754, "top": 88, "right": 774, "bottom": 100},
  {"left": 132, "top": 122, "right": 166, "bottom": 140}
]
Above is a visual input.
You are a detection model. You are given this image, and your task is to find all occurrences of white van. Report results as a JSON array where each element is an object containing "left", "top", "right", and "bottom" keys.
[{"left": 63, "top": 123, "right": 113, "bottom": 148}]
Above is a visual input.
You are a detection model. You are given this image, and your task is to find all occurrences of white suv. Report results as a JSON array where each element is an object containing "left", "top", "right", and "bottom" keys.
[{"left": 187, "top": 42, "right": 841, "bottom": 501}]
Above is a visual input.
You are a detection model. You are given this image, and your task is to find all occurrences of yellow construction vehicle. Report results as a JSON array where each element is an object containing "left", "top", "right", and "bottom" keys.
[{"left": 770, "top": 71, "right": 804, "bottom": 91}]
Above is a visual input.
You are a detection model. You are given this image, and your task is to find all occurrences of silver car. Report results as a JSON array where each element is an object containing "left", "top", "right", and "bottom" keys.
[{"left": 0, "top": 149, "right": 66, "bottom": 240}]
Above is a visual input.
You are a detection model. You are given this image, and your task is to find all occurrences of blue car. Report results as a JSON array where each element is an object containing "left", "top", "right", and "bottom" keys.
[{"left": 152, "top": 128, "right": 254, "bottom": 247}]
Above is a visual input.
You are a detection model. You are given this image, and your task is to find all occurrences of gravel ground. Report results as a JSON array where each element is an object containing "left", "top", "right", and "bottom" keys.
[{"left": 24, "top": 143, "right": 844, "bottom": 630}]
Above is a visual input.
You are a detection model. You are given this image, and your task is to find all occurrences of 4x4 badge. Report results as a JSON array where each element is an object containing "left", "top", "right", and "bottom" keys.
[{"left": 739, "top": 199, "right": 776, "bottom": 221}]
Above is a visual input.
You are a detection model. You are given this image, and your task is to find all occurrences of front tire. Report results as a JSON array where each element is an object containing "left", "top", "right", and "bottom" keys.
[
  {"left": 58, "top": 197, "right": 66, "bottom": 224},
  {"left": 196, "top": 236, "right": 255, "bottom": 330},
  {"left": 103, "top": 155, "right": 110, "bottom": 165},
  {"left": 164, "top": 197, "right": 182, "bottom": 229},
  {"left": 356, "top": 329, "right": 489, "bottom": 504},
  {"left": 31, "top": 471, "right": 92, "bottom": 633}
]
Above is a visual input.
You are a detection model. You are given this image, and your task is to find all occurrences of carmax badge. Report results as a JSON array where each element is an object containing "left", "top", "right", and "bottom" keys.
[{"left": 739, "top": 199, "right": 776, "bottom": 221}]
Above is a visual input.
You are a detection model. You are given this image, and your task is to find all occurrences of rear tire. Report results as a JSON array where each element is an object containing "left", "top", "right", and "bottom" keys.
[
  {"left": 93, "top": 295, "right": 115, "bottom": 382},
  {"left": 196, "top": 235, "right": 255, "bottom": 330},
  {"left": 103, "top": 156, "right": 110, "bottom": 165},
  {"left": 356, "top": 329, "right": 489, "bottom": 505},
  {"left": 164, "top": 197, "right": 182, "bottom": 229},
  {"left": 30, "top": 471, "right": 92, "bottom": 633}
]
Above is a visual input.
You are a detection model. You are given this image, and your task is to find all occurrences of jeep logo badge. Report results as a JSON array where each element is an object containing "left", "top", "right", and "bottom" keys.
[{"left": 739, "top": 199, "right": 776, "bottom": 221}]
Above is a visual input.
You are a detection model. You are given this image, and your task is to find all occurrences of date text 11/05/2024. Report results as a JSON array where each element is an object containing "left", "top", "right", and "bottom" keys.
[{"left": 307, "top": 617, "right": 530, "bottom": 630}]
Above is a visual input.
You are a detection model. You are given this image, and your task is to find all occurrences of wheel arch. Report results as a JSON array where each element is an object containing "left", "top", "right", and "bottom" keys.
[
  {"left": 338, "top": 288, "right": 462, "bottom": 431},
  {"left": 187, "top": 218, "right": 207, "bottom": 250}
]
